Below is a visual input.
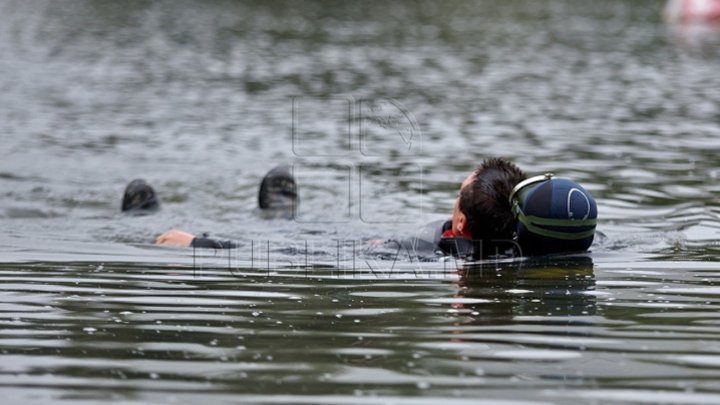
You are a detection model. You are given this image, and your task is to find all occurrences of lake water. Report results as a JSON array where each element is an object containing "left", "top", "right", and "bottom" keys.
[{"left": 1, "top": 0, "right": 720, "bottom": 403}]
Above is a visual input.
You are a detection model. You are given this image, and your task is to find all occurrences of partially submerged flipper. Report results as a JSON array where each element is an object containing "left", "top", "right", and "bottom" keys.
[
  {"left": 258, "top": 166, "right": 298, "bottom": 214},
  {"left": 122, "top": 179, "right": 160, "bottom": 214}
]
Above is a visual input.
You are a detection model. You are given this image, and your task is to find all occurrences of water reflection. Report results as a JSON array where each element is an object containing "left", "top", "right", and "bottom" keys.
[
  {"left": 450, "top": 256, "right": 596, "bottom": 327},
  {"left": 1, "top": 258, "right": 720, "bottom": 402}
]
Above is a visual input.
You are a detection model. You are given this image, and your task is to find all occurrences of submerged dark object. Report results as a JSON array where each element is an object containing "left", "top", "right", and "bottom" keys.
[
  {"left": 122, "top": 179, "right": 160, "bottom": 213},
  {"left": 510, "top": 174, "right": 597, "bottom": 256},
  {"left": 258, "top": 166, "right": 298, "bottom": 212}
]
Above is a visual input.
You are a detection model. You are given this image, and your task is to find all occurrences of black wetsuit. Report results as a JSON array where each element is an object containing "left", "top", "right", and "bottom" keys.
[
  {"left": 188, "top": 222, "right": 452, "bottom": 254},
  {"left": 393, "top": 219, "right": 516, "bottom": 260},
  {"left": 190, "top": 220, "right": 514, "bottom": 260},
  {"left": 190, "top": 234, "right": 238, "bottom": 249}
]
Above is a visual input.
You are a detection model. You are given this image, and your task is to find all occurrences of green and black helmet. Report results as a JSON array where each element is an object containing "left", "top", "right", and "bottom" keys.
[{"left": 510, "top": 174, "right": 597, "bottom": 256}]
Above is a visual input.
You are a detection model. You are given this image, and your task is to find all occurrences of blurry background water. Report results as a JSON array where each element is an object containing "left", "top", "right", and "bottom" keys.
[{"left": 1, "top": 0, "right": 720, "bottom": 403}]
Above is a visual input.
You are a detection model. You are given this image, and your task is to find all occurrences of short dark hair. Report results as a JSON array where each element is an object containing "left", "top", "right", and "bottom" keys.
[{"left": 458, "top": 158, "right": 527, "bottom": 241}]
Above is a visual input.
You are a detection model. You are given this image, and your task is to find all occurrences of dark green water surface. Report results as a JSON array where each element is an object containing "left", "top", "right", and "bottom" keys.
[{"left": 1, "top": 0, "right": 720, "bottom": 403}]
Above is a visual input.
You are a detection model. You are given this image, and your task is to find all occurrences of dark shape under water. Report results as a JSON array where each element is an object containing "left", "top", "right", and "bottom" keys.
[{"left": 121, "top": 179, "right": 160, "bottom": 214}]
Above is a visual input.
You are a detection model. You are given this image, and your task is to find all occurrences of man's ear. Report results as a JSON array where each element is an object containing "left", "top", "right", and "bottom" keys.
[
  {"left": 457, "top": 212, "right": 467, "bottom": 234},
  {"left": 457, "top": 212, "right": 474, "bottom": 239}
]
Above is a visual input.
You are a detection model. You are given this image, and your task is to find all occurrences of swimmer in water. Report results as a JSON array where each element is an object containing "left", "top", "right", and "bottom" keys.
[
  {"left": 391, "top": 158, "right": 597, "bottom": 259},
  {"left": 148, "top": 159, "right": 597, "bottom": 258},
  {"left": 398, "top": 157, "right": 528, "bottom": 259},
  {"left": 150, "top": 160, "right": 523, "bottom": 251}
]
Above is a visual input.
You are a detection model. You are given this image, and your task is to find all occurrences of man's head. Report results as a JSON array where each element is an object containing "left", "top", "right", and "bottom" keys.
[
  {"left": 122, "top": 179, "right": 160, "bottom": 213},
  {"left": 451, "top": 158, "right": 527, "bottom": 241}
]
